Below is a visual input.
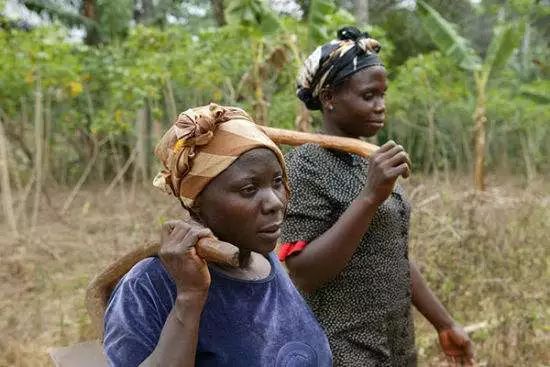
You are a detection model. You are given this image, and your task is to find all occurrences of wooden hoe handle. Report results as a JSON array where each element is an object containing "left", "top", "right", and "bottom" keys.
[
  {"left": 260, "top": 126, "right": 379, "bottom": 158},
  {"left": 196, "top": 126, "right": 379, "bottom": 266},
  {"left": 86, "top": 127, "right": 380, "bottom": 337},
  {"left": 86, "top": 237, "right": 239, "bottom": 337}
]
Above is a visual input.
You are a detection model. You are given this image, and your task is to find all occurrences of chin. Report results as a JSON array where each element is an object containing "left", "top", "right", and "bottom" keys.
[
  {"left": 260, "top": 243, "right": 277, "bottom": 255},
  {"left": 255, "top": 240, "right": 277, "bottom": 255},
  {"left": 361, "top": 126, "right": 383, "bottom": 138},
  {"left": 240, "top": 240, "right": 276, "bottom": 255}
]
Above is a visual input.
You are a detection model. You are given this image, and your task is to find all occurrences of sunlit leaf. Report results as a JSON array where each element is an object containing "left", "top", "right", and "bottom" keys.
[{"left": 416, "top": 0, "right": 481, "bottom": 71}]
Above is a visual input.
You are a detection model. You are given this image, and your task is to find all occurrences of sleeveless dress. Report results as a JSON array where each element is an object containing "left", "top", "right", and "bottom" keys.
[
  {"left": 280, "top": 144, "right": 416, "bottom": 366},
  {"left": 104, "top": 252, "right": 332, "bottom": 367}
]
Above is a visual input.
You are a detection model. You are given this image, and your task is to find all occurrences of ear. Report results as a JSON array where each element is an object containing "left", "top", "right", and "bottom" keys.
[{"left": 319, "top": 88, "right": 335, "bottom": 111}]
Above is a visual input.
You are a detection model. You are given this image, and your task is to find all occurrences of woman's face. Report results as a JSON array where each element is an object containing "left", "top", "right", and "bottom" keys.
[
  {"left": 196, "top": 148, "right": 287, "bottom": 255},
  {"left": 322, "top": 65, "right": 387, "bottom": 138}
]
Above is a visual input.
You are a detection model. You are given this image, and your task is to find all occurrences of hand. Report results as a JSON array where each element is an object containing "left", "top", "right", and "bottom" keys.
[
  {"left": 361, "top": 140, "right": 411, "bottom": 205},
  {"left": 159, "top": 220, "right": 213, "bottom": 298},
  {"left": 438, "top": 324, "right": 475, "bottom": 366}
]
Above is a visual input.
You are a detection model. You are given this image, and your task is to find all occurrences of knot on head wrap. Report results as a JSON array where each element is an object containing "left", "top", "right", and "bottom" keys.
[
  {"left": 153, "top": 103, "right": 287, "bottom": 208},
  {"left": 297, "top": 26, "right": 383, "bottom": 110}
]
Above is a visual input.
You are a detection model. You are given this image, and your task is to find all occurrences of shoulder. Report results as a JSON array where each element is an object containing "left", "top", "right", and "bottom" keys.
[
  {"left": 104, "top": 258, "right": 174, "bottom": 365},
  {"left": 108, "top": 257, "right": 175, "bottom": 307},
  {"left": 123, "top": 257, "right": 172, "bottom": 283},
  {"left": 285, "top": 143, "right": 333, "bottom": 165},
  {"left": 105, "top": 257, "right": 176, "bottom": 338},
  {"left": 285, "top": 144, "right": 338, "bottom": 178}
]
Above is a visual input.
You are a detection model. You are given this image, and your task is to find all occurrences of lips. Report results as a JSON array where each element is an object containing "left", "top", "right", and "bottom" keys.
[
  {"left": 258, "top": 222, "right": 282, "bottom": 234},
  {"left": 257, "top": 222, "right": 282, "bottom": 241}
]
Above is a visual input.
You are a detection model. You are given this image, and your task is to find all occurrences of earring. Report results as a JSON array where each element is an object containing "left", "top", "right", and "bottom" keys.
[{"left": 328, "top": 105, "right": 334, "bottom": 112}]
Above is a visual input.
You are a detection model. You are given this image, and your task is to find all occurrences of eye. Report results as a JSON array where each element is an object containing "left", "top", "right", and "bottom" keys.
[
  {"left": 272, "top": 175, "right": 284, "bottom": 188},
  {"left": 240, "top": 184, "right": 257, "bottom": 196},
  {"left": 363, "top": 93, "right": 374, "bottom": 100}
]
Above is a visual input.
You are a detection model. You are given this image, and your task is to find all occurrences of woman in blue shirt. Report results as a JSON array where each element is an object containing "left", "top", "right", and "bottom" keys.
[{"left": 103, "top": 104, "right": 332, "bottom": 367}]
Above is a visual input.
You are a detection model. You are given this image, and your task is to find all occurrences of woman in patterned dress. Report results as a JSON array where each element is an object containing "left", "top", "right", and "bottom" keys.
[{"left": 278, "top": 27, "right": 474, "bottom": 366}]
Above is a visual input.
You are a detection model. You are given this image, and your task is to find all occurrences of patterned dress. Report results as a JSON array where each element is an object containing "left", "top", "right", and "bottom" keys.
[{"left": 280, "top": 144, "right": 416, "bottom": 366}]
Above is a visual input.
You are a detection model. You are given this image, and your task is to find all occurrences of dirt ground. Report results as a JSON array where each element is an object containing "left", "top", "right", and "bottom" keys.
[{"left": 1, "top": 175, "right": 548, "bottom": 366}]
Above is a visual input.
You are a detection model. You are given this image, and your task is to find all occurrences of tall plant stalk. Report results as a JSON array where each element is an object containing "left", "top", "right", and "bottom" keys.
[
  {"left": 417, "top": 0, "right": 524, "bottom": 190},
  {"left": 0, "top": 117, "right": 18, "bottom": 234},
  {"left": 31, "top": 77, "right": 43, "bottom": 229}
]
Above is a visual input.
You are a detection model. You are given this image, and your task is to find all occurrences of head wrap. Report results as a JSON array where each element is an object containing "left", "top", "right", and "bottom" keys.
[
  {"left": 297, "top": 26, "right": 383, "bottom": 110},
  {"left": 153, "top": 103, "right": 287, "bottom": 208}
]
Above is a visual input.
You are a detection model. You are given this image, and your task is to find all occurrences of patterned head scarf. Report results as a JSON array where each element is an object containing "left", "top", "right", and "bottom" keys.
[
  {"left": 297, "top": 26, "right": 383, "bottom": 110},
  {"left": 153, "top": 103, "right": 287, "bottom": 208}
]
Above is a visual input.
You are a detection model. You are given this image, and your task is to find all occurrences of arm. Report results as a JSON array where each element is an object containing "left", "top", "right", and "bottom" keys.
[
  {"left": 286, "top": 141, "right": 411, "bottom": 292},
  {"left": 410, "top": 261, "right": 454, "bottom": 331},
  {"left": 140, "top": 294, "right": 205, "bottom": 367},
  {"left": 410, "top": 261, "right": 475, "bottom": 366},
  {"left": 286, "top": 195, "right": 379, "bottom": 292},
  {"left": 140, "top": 221, "right": 212, "bottom": 367}
]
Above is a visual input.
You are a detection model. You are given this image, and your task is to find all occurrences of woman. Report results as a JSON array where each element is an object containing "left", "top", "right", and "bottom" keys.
[
  {"left": 278, "top": 27, "right": 474, "bottom": 366},
  {"left": 103, "top": 104, "right": 332, "bottom": 366}
]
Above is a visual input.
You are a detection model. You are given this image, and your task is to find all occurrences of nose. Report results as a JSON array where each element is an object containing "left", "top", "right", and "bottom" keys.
[
  {"left": 374, "top": 96, "right": 385, "bottom": 113},
  {"left": 260, "top": 188, "right": 284, "bottom": 215}
]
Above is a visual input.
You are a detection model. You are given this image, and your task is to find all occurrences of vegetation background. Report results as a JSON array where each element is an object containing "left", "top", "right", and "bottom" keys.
[{"left": 0, "top": 0, "right": 548, "bottom": 366}]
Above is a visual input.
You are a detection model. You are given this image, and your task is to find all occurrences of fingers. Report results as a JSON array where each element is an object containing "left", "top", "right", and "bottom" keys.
[
  {"left": 446, "top": 355, "right": 472, "bottom": 367},
  {"left": 379, "top": 144, "right": 411, "bottom": 166},
  {"left": 161, "top": 220, "right": 179, "bottom": 237},
  {"left": 388, "top": 162, "right": 411, "bottom": 179},
  {"left": 183, "top": 228, "right": 213, "bottom": 251},
  {"left": 451, "top": 327, "right": 474, "bottom": 363},
  {"left": 196, "top": 227, "right": 214, "bottom": 240},
  {"left": 385, "top": 151, "right": 411, "bottom": 177},
  {"left": 464, "top": 339, "right": 474, "bottom": 362},
  {"left": 161, "top": 220, "right": 212, "bottom": 250},
  {"left": 377, "top": 139, "right": 397, "bottom": 154},
  {"left": 372, "top": 141, "right": 412, "bottom": 179}
]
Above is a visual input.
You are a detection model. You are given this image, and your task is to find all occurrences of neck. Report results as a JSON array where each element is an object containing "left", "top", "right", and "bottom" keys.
[
  {"left": 322, "top": 116, "right": 356, "bottom": 138},
  {"left": 238, "top": 250, "right": 252, "bottom": 269},
  {"left": 212, "top": 250, "right": 271, "bottom": 281}
]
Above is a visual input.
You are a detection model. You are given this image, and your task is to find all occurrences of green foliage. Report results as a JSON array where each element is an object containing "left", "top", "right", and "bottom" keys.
[
  {"left": 386, "top": 52, "right": 472, "bottom": 172},
  {"left": 22, "top": 0, "right": 100, "bottom": 30},
  {"left": 483, "top": 22, "right": 525, "bottom": 82},
  {"left": 226, "top": 0, "right": 281, "bottom": 35},
  {"left": 96, "top": 0, "right": 133, "bottom": 41},
  {"left": 307, "top": 0, "right": 355, "bottom": 45},
  {"left": 0, "top": 0, "right": 548, "bottom": 184},
  {"left": 417, "top": 0, "right": 482, "bottom": 71}
]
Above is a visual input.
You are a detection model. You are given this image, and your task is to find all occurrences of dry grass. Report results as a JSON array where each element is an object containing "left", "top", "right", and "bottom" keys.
[{"left": 0, "top": 175, "right": 548, "bottom": 367}]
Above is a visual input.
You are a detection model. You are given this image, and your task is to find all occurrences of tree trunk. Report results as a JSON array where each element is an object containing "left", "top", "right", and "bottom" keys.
[
  {"left": 0, "top": 117, "right": 17, "bottom": 234},
  {"left": 252, "top": 41, "right": 268, "bottom": 125},
  {"left": 135, "top": 0, "right": 155, "bottom": 24},
  {"left": 355, "top": 0, "right": 369, "bottom": 26},
  {"left": 135, "top": 104, "right": 152, "bottom": 183},
  {"left": 295, "top": 102, "right": 311, "bottom": 132},
  {"left": 297, "top": 0, "right": 310, "bottom": 20},
  {"left": 210, "top": 0, "right": 226, "bottom": 27},
  {"left": 43, "top": 91, "right": 52, "bottom": 183},
  {"left": 31, "top": 78, "right": 44, "bottom": 228},
  {"left": 82, "top": 0, "right": 100, "bottom": 45},
  {"left": 163, "top": 78, "right": 177, "bottom": 123},
  {"left": 473, "top": 76, "right": 487, "bottom": 191},
  {"left": 426, "top": 105, "right": 436, "bottom": 174}
]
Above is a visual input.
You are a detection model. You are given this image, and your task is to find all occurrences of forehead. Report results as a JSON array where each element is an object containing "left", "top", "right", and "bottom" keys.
[
  {"left": 216, "top": 148, "right": 282, "bottom": 180},
  {"left": 345, "top": 66, "right": 387, "bottom": 91}
]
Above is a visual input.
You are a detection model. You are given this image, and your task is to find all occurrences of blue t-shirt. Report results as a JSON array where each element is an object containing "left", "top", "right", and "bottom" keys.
[{"left": 104, "top": 252, "right": 332, "bottom": 366}]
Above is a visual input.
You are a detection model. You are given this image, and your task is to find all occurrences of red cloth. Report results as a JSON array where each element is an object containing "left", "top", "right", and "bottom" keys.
[{"left": 278, "top": 240, "right": 308, "bottom": 261}]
